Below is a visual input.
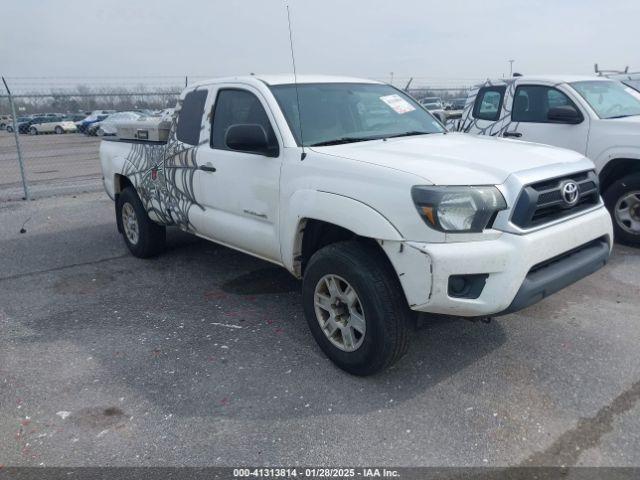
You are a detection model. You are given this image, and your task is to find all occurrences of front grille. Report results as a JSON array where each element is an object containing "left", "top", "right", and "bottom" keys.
[{"left": 511, "top": 170, "right": 600, "bottom": 229}]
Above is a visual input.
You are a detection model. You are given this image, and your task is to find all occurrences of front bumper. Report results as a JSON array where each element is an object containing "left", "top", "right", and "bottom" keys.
[
  {"left": 387, "top": 206, "right": 613, "bottom": 317},
  {"left": 497, "top": 237, "right": 609, "bottom": 316}
]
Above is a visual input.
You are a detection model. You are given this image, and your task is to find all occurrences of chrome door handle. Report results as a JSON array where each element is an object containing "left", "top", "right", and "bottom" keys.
[{"left": 199, "top": 165, "right": 217, "bottom": 172}]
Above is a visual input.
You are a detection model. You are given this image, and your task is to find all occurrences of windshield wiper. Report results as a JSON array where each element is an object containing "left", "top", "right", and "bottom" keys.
[
  {"left": 309, "top": 131, "right": 435, "bottom": 147},
  {"left": 309, "top": 136, "right": 380, "bottom": 147},
  {"left": 384, "top": 131, "right": 433, "bottom": 139}
]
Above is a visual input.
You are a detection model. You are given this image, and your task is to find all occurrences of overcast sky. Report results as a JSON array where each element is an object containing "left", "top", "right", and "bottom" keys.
[{"left": 2, "top": 0, "right": 639, "bottom": 86}]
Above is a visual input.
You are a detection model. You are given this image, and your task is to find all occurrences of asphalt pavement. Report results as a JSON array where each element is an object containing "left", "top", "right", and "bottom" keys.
[{"left": 0, "top": 191, "right": 639, "bottom": 466}]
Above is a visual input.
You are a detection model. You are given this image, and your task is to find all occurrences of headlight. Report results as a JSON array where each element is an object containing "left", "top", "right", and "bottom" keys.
[{"left": 411, "top": 186, "right": 507, "bottom": 233}]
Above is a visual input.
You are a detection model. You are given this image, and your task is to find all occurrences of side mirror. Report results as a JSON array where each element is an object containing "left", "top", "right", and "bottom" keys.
[
  {"left": 225, "top": 123, "right": 277, "bottom": 157},
  {"left": 547, "top": 105, "right": 583, "bottom": 124}
]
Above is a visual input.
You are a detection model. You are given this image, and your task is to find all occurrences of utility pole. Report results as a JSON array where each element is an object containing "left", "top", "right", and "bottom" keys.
[
  {"left": 389, "top": 72, "right": 394, "bottom": 85},
  {"left": 404, "top": 77, "right": 413, "bottom": 91},
  {"left": 508, "top": 59, "right": 515, "bottom": 77}
]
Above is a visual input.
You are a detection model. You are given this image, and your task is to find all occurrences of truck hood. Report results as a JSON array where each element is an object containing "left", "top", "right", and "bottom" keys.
[
  {"left": 311, "top": 132, "right": 587, "bottom": 185},
  {"left": 607, "top": 115, "right": 640, "bottom": 124}
]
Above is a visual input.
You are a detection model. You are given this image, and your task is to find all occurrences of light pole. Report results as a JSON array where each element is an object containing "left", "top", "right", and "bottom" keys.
[{"left": 508, "top": 59, "right": 515, "bottom": 77}]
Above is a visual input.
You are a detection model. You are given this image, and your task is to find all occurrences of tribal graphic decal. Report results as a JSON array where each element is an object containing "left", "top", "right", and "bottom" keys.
[
  {"left": 447, "top": 78, "right": 521, "bottom": 137},
  {"left": 121, "top": 94, "right": 205, "bottom": 232}
]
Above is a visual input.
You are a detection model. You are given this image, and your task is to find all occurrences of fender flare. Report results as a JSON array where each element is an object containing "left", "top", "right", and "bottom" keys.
[
  {"left": 281, "top": 190, "right": 403, "bottom": 273},
  {"left": 595, "top": 147, "right": 640, "bottom": 169}
]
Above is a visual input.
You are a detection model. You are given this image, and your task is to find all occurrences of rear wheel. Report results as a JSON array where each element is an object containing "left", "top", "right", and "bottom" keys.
[
  {"left": 604, "top": 173, "right": 640, "bottom": 247},
  {"left": 116, "top": 187, "right": 166, "bottom": 258},
  {"left": 54, "top": 126, "right": 64, "bottom": 134},
  {"left": 29, "top": 126, "right": 38, "bottom": 135},
  {"left": 302, "top": 240, "right": 411, "bottom": 375},
  {"left": 6, "top": 125, "right": 13, "bottom": 133}
]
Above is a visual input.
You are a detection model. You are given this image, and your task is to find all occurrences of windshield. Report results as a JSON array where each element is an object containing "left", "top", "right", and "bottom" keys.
[
  {"left": 622, "top": 79, "right": 640, "bottom": 92},
  {"left": 269, "top": 83, "right": 444, "bottom": 147},
  {"left": 571, "top": 80, "right": 640, "bottom": 119}
]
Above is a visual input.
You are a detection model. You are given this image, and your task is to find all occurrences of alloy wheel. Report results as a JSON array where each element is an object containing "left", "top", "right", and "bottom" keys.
[
  {"left": 314, "top": 274, "right": 366, "bottom": 352},
  {"left": 121, "top": 202, "right": 140, "bottom": 245}
]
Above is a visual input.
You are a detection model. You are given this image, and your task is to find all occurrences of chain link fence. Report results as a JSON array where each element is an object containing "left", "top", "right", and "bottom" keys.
[{"left": 0, "top": 75, "right": 475, "bottom": 202}]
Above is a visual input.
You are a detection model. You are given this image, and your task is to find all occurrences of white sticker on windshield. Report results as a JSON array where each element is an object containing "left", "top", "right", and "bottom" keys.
[
  {"left": 380, "top": 94, "right": 416, "bottom": 114},
  {"left": 624, "top": 87, "right": 640, "bottom": 101}
]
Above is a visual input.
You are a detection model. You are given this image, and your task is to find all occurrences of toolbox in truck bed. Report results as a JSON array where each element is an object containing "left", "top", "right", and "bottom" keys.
[{"left": 116, "top": 117, "right": 171, "bottom": 142}]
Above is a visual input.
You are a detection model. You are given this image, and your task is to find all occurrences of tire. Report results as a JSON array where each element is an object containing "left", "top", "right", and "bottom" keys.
[
  {"left": 55, "top": 126, "right": 64, "bottom": 134},
  {"left": 604, "top": 173, "right": 640, "bottom": 247},
  {"left": 302, "top": 240, "right": 412, "bottom": 375},
  {"left": 115, "top": 187, "right": 166, "bottom": 258},
  {"left": 29, "top": 126, "right": 38, "bottom": 135},
  {"left": 6, "top": 126, "right": 13, "bottom": 133},
  {"left": 602, "top": 173, "right": 640, "bottom": 247}
]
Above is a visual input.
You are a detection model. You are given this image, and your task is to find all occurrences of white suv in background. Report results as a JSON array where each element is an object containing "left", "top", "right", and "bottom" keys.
[{"left": 451, "top": 75, "right": 640, "bottom": 246}]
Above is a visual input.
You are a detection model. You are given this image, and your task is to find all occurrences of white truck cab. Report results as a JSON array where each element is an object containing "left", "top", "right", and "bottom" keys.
[
  {"left": 100, "top": 75, "right": 613, "bottom": 375},
  {"left": 452, "top": 75, "right": 640, "bottom": 245}
]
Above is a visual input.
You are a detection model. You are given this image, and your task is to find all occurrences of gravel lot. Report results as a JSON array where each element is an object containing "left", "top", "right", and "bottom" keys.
[
  {"left": 0, "top": 131, "right": 102, "bottom": 201},
  {"left": 0, "top": 191, "right": 639, "bottom": 467}
]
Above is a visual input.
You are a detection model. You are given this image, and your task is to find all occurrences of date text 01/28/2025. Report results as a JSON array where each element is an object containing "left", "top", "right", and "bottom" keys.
[{"left": 232, "top": 467, "right": 400, "bottom": 477}]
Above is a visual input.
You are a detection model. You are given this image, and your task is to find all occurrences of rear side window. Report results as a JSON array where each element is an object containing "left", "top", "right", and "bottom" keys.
[
  {"left": 211, "top": 89, "right": 278, "bottom": 152},
  {"left": 176, "top": 89, "right": 207, "bottom": 145},
  {"left": 472, "top": 86, "right": 505, "bottom": 121},
  {"left": 512, "top": 85, "right": 576, "bottom": 123}
]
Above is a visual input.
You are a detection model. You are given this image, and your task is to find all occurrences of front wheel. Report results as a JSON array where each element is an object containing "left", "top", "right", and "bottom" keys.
[
  {"left": 54, "top": 126, "right": 64, "bottom": 134},
  {"left": 302, "top": 240, "right": 412, "bottom": 376},
  {"left": 6, "top": 125, "right": 13, "bottom": 133},
  {"left": 29, "top": 126, "right": 38, "bottom": 135},
  {"left": 604, "top": 173, "right": 640, "bottom": 247},
  {"left": 116, "top": 187, "right": 166, "bottom": 258}
]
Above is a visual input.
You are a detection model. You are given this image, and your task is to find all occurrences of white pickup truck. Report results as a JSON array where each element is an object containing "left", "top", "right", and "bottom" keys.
[
  {"left": 100, "top": 75, "right": 612, "bottom": 375},
  {"left": 451, "top": 75, "right": 640, "bottom": 246}
]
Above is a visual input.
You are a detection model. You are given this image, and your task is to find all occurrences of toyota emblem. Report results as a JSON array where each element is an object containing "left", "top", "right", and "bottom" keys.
[{"left": 561, "top": 180, "right": 579, "bottom": 206}]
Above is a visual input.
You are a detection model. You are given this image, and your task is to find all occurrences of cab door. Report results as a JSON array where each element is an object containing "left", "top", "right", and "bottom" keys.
[
  {"left": 503, "top": 84, "right": 590, "bottom": 155},
  {"left": 190, "top": 85, "right": 283, "bottom": 263}
]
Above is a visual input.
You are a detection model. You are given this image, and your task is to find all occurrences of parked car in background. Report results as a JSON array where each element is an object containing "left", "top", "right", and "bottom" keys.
[
  {"left": 89, "top": 110, "right": 116, "bottom": 116},
  {"left": 11, "top": 116, "right": 49, "bottom": 134},
  {"left": 0, "top": 114, "right": 12, "bottom": 130},
  {"left": 446, "top": 98, "right": 467, "bottom": 111},
  {"left": 64, "top": 113, "right": 88, "bottom": 123},
  {"left": 420, "top": 96, "right": 444, "bottom": 111},
  {"left": 5, "top": 117, "right": 28, "bottom": 133},
  {"left": 86, "top": 121, "right": 103, "bottom": 136},
  {"left": 419, "top": 97, "right": 447, "bottom": 122},
  {"left": 450, "top": 74, "right": 640, "bottom": 246},
  {"left": 76, "top": 114, "right": 109, "bottom": 133},
  {"left": 91, "top": 112, "right": 145, "bottom": 136},
  {"left": 27, "top": 116, "right": 78, "bottom": 134}
]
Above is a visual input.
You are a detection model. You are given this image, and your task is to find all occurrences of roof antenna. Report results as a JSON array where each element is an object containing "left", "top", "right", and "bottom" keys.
[{"left": 286, "top": 2, "right": 306, "bottom": 160}]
